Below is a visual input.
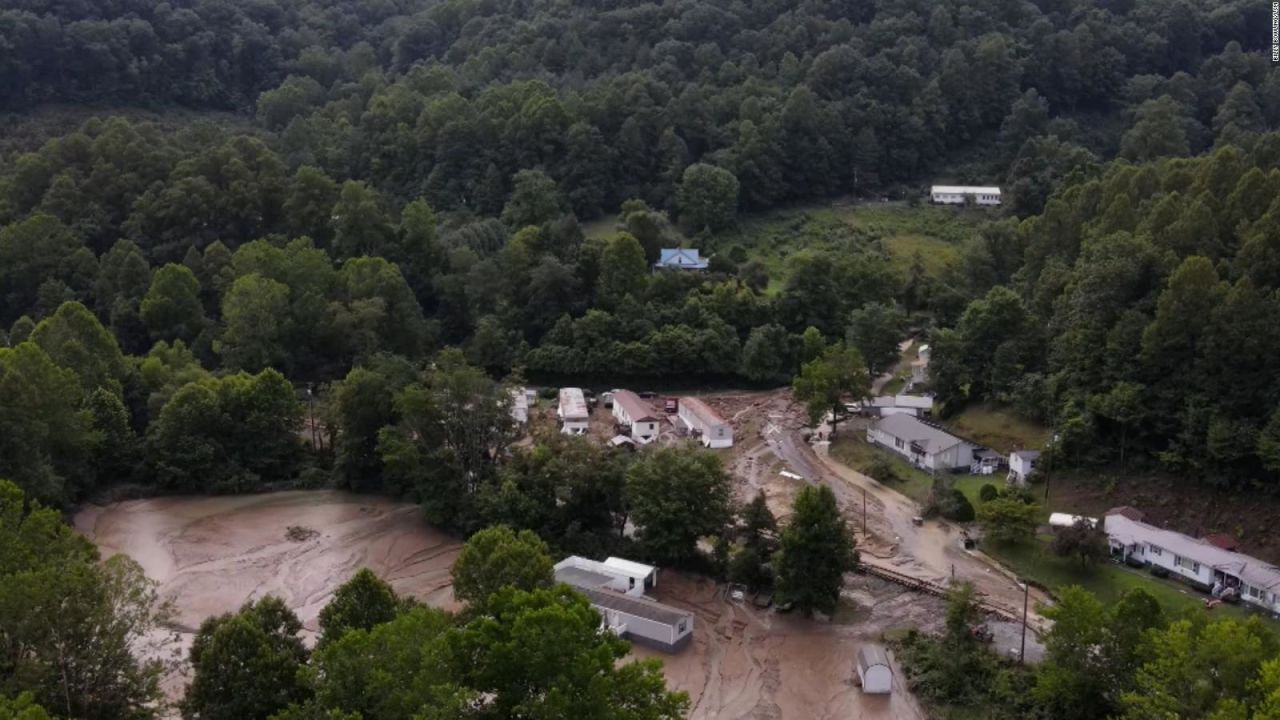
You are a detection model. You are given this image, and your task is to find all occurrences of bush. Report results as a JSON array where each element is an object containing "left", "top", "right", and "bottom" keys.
[
  {"left": 979, "top": 483, "right": 999, "bottom": 502},
  {"left": 866, "top": 457, "right": 900, "bottom": 483},
  {"left": 942, "top": 489, "right": 976, "bottom": 522},
  {"left": 924, "top": 481, "right": 976, "bottom": 522}
]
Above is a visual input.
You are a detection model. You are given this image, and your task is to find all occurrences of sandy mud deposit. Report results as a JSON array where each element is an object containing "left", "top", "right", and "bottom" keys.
[
  {"left": 74, "top": 491, "right": 463, "bottom": 696},
  {"left": 76, "top": 486, "right": 942, "bottom": 717},
  {"left": 642, "top": 573, "right": 938, "bottom": 720}
]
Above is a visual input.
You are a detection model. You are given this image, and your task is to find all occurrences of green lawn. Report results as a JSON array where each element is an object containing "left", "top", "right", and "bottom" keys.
[
  {"left": 984, "top": 536, "right": 1259, "bottom": 622},
  {"left": 947, "top": 404, "right": 1050, "bottom": 454},
  {"left": 830, "top": 435, "right": 935, "bottom": 503}
]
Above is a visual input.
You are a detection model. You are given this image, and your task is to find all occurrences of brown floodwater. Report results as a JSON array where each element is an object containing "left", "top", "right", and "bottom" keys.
[
  {"left": 74, "top": 491, "right": 463, "bottom": 698},
  {"left": 76, "top": 491, "right": 930, "bottom": 718}
]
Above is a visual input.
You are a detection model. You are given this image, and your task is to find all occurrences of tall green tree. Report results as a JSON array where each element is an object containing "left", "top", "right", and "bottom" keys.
[
  {"left": 140, "top": 264, "right": 206, "bottom": 343},
  {"left": 792, "top": 344, "right": 870, "bottom": 433},
  {"left": 625, "top": 447, "right": 733, "bottom": 566},
  {"left": 846, "top": 302, "right": 905, "bottom": 375},
  {"left": 317, "top": 569, "right": 400, "bottom": 647},
  {"left": 597, "top": 232, "right": 648, "bottom": 307},
  {"left": 451, "top": 525, "right": 554, "bottom": 608},
  {"left": 677, "top": 164, "right": 739, "bottom": 233},
  {"left": 774, "top": 485, "right": 856, "bottom": 617}
]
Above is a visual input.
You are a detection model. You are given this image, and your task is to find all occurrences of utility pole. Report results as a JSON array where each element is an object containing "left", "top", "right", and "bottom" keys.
[
  {"left": 1019, "top": 581, "right": 1030, "bottom": 665},
  {"left": 307, "top": 384, "right": 318, "bottom": 451},
  {"left": 862, "top": 487, "right": 867, "bottom": 535}
]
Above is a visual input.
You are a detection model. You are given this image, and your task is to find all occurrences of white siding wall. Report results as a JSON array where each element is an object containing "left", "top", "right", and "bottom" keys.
[{"left": 632, "top": 419, "right": 659, "bottom": 442}]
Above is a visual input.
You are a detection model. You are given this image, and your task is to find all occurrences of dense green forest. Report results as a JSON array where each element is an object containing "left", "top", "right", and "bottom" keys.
[
  {"left": 3, "top": 0, "right": 1280, "bottom": 716},
  {"left": 931, "top": 141, "right": 1280, "bottom": 485}
]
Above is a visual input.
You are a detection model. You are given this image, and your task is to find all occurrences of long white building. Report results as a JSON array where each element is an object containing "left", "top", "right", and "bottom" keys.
[
  {"left": 866, "top": 414, "right": 975, "bottom": 472},
  {"left": 612, "top": 390, "right": 660, "bottom": 444},
  {"left": 554, "top": 556, "right": 693, "bottom": 652},
  {"left": 930, "top": 185, "right": 1001, "bottom": 206},
  {"left": 678, "top": 396, "right": 732, "bottom": 448},
  {"left": 1105, "top": 511, "right": 1280, "bottom": 613},
  {"left": 558, "top": 387, "right": 589, "bottom": 435}
]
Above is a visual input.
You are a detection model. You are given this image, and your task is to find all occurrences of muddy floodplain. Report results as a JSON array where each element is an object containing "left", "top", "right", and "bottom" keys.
[{"left": 76, "top": 491, "right": 937, "bottom": 718}]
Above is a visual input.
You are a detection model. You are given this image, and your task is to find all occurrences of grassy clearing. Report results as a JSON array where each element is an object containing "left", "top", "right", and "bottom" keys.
[
  {"left": 830, "top": 434, "right": 935, "bottom": 503},
  {"left": 984, "top": 536, "right": 1258, "bottom": 622},
  {"left": 947, "top": 404, "right": 1050, "bottom": 454}
]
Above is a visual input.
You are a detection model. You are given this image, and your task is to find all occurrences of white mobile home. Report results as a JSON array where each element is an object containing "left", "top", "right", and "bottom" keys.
[
  {"left": 930, "top": 185, "right": 1002, "bottom": 206},
  {"left": 1008, "top": 450, "right": 1041, "bottom": 485},
  {"left": 510, "top": 388, "right": 529, "bottom": 424},
  {"left": 558, "top": 387, "right": 590, "bottom": 435},
  {"left": 554, "top": 556, "right": 692, "bottom": 653},
  {"left": 868, "top": 394, "right": 934, "bottom": 418},
  {"left": 866, "top": 414, "right": 975, "bottom": 472},
  {"left": 856, "top": 645, "right": 893, "bottom": 694},
  {"left": 612, "top": 390, "right": 660, "bottom": 444},
  {"left": 678, "top": 397, "right": 732, "bottom": 448},
  {"left": 1105, "top": 512, "right": 1280, "bottom": 613}
]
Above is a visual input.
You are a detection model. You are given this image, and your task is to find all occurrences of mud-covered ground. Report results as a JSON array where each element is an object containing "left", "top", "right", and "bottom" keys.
[
  {"left": 643, "top": 572, "right": 938, "bottom": 720},
  {"left": 74, "top": 491, "right": 463, "bottom": 697},
  {"left": 75, "top": 490, "right": 943, "bottom": 717}
]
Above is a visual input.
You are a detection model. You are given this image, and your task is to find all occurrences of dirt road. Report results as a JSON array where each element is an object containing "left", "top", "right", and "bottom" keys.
[{"left": 755, "top": 418, "right": 1050, "bottom": 631}]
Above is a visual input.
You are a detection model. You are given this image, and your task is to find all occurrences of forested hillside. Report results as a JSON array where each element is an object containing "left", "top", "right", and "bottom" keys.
[
  {"left": 932, "top": 141, "right": 1280, "bottom": 486},
  {"left": 2, "top": 0, "right": 1273, "bottom": 216}
]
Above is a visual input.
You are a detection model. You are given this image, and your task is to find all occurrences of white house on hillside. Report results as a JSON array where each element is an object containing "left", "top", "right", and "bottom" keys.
[
  {"left": 866, "top": 394, "right": 934, "bottom": 418},
  {"left": 867, "top": 414, "right": 975, "bottom": 472},
  {"left": 678, "top": 396, "right": 732, "bottom": 448},
  {"left": 612, "top": 390, "right": 660, "bottom": 444},
  {"left": 930, "top": 185, "right": 1001, "bottom": 206},
  {"left": 558, "top": 387, "right": 589, "bottom": 435},
  {"left": 1008, "top": 450, "right": 1041, "bottom": 485},
  {"left": 654, "top": 248, "right": 709, "bottom": 270},
  {"left": 1105, "top": 511, "right": 1280, "bottom": 613}
]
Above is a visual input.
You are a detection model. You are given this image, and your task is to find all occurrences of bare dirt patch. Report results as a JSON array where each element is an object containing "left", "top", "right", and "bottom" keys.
[
  {"left": 74, "top": 491, "right": 463, "bottom": 699},
  {"left": 639, "top": 572, "right": 940, "bottom": 720}
]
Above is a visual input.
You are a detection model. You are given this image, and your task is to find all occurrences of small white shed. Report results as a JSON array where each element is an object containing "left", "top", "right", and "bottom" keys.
[{"left": 857, "top": 645, "right": 893, "bottom": 694}]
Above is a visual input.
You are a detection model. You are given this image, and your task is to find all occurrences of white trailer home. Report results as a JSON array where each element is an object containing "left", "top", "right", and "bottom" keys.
[
  {"left": 510, "top": 388, "right": 529, "bottom": 424},
  {"left": 611, "top": 390, "right": 660, "bottom": 444},
  {"left": 866, "top": 414, "right": 975, "bottom": 472},
  {"left": 856, "top": 645, "right": 893, "bottom": 694},
  {"left": 868, "top": 394, "right": 934, "bottom": 418},
  {"left": 558, "top": 387, "right": 590, "bottom": 435},
  {"left": 554, "top": 555, "right": 692, "bottom": 653},
  {"left": 1105, "top": 512, "right": 1280, "bottom": 612},
  {"left": 930, "top": 185, "right": 1002, "bottom": 206},
  {"left": 678, "top": 396, "right": 733, "bottom": 448}
]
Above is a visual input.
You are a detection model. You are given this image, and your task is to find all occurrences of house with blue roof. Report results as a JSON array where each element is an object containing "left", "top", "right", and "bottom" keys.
[{"left": 654, "top": 248, "right": 709, "bottom": 270}]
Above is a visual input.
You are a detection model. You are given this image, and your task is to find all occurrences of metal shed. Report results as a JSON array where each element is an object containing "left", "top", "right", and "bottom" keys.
[{"left": 856, "top": 645, "right": 893, "bottom": 694}]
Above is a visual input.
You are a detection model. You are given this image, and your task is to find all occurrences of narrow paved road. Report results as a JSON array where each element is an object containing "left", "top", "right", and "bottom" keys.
[{"left": 767, "top": 426, "right": 1051, "bottom": 632}]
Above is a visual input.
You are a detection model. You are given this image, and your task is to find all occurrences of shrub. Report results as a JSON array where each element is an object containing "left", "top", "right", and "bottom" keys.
[
  {"left": 866, "top": 457, "right": 899, "bottom": 483},
  {"left": 979, "top": 483, "right": 999, "bottom": 502}
]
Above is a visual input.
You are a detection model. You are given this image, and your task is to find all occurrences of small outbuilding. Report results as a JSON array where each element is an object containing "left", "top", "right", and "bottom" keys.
[
  {"left": 654, "top": 248, "right": 709, "bottom": 270},
  {"left": 1008, "top": 450, "right": 1041, "bottom": 485},
  {"left": 856, "top": 645, "right": 893, "bottom": 694}
]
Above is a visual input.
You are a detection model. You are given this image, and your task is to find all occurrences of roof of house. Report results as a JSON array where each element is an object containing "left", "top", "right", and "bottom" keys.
[
  {"left": 608, "top": 435, "right": 636, "bottom": 447},
  {"left": 556, "top": 565, "right": 617, "bottom": 589},
  {"left": 656, "top": 248, "right": 708, "bottom": 269},
  {"left": 679, "top": 396, "right": 726, "bottom": 427},
  {"left": 579, "top": 586, "right": 692, "bottom": 626},
  {"left": 872, "top": 414, "right": 968, "bottom": 454},
  {"left": 1203, "top": 533, "right": 1239, "bottom": 551},
  {"left": 1105, "top": 514, "right": 1280, "bottom": 591},
  {"left": 510, "top": 388, "right": 529, "bottom": 410},
  {"left": 931, "top": 185, "right": 1001, "bottom": 194},
  {"left": 613, "top": 390, "right": 658, "bottom": 422},
  {"left": 604, "top": 557, "right": 657, "bottom": 580},
  {"left": 857, "top": 645, "right": 891, "bottom": 671},
  {"left": 1105, "top": 506, "right": 1145, "bottom": 521},
  {"left": 558, "top": 387, "right": 588, "bottom": 420},
  {"left": 871, "top": 394, "right": 934, "bottom": 410},
  {"left": 1012, "top": 450, "right": 1041, "bottom": 461}
]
